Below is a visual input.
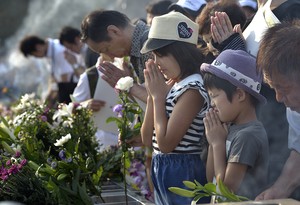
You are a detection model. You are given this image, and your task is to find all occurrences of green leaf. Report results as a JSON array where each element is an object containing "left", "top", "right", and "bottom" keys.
[
  {"left": 72, "top": 168, "right": 81, "bottom": 192},
  {"left": 183, "top": 180, "right": 196, "bottom": 189},
  {"left": 193, "top": 192, "right": 209, "bottom": 203},
  {"left": 92, "top": 166, "right": 103, "bottom": 185},
  {"left": 168, "top": 187, "right": 195, "bottom": 197},
  {"left": 203, "top": 182, "right": 217, "bottom": 193},
  {"left": 57, "top": 173, "right": 68, "bottom": 181},
  {"left": 27, "top": 160, "right": 40, "bottom": 170},
  {"left": 78, "top": 181, "right": 93, "bottom": 205},
  {"left": 217, "top": 177, "right": 240, "bottom": 202},
  {"left": 1, "top": 141, "right": 15, "bottom": 154},
  {"left": 0, "top": 127, "right": 12, "bottom": 142}
]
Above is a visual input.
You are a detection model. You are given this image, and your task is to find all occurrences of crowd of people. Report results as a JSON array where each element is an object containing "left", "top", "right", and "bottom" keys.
[{"left": 17, "top": 0, "right": 300, "bottom": 204}]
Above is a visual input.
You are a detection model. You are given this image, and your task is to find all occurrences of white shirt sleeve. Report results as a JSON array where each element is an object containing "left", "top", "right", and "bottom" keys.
[
  {"left": 72, "top": 72, "right": 91, "bottom": 102},
  {"left": 287, "top": 108, "right": 300, "bottom": 153}
]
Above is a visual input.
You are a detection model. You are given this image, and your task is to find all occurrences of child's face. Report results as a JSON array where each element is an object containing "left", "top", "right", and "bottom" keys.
[
  {"left": 265, "top": 72, "right": 300, "bottom": 113},
  {"left": 153, "top": 53, "right": 181, "bottom": 81},
  {"left": 208, "top": 87, "right": 237, "bottom": 123}
]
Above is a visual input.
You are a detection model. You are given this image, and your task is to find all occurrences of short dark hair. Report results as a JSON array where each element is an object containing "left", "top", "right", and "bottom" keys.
[
  {"left": 257, "top": 20, "right": 300, "bottom": 82},
  {"left": 197, "top": 1, "right": 246, "bottom": 36},
  {"left": 81, "top": 9, "right": 131, "bottom": 43},
  {"left": 19, "top": 35, "right": 45, "bottom": 57},
  {"left": 146, "top": 0, "right": 172, "bottom": 16},
  {"left": 59, "top": 26, "right": 81, "bottom": 45},
  {"left": 203, "top": 72, "right": 259, "bottom": 107},
  {"left": 154, "top": 41, "right": 205, "bottom": 80}
]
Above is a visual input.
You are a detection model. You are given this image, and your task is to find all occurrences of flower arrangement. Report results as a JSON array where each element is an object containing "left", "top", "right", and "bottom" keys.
[{"left": 0, "top": 93, "right": 105, "bottom": 205}]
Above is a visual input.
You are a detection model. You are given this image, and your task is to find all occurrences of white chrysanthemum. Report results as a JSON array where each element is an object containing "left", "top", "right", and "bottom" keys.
[{"left": 54, "top": 133, "right": 72, "bottom": 146}]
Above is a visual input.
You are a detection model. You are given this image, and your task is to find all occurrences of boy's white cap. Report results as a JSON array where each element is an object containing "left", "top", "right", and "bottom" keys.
[
  {"left": 239, "top": 0, "right": 257, "bottom": 10},
  {"left": 141, "top": 11, "right": 199, "bottom": 54}
]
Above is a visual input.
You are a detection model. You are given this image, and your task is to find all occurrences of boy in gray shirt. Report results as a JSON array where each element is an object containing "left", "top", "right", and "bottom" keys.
[{"left": 200, "top": 49, "right": 269, "bottom": 200}]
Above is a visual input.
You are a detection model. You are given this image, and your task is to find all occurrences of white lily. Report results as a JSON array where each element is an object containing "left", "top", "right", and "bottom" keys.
[{"left": 53, "top": 103, "right": 74, "bottom": 121}]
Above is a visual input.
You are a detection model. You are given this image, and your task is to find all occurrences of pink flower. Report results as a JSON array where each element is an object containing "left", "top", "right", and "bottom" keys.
[
  {"left": 8, "top": 164, "right": 18, "bottom": 174},
  {"left": 15, "top": 151, "right": 21, "bottom": 158},
  {"left": 6, "top": 160, "right": 11, "bottom": 166},
  {"left": 20, "top": 159, "right": 27, "bottom": 166}
]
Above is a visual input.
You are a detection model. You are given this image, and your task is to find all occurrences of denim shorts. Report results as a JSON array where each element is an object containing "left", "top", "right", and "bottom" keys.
[{"left": 151, "top": 153, "right": 211, "bottom": 205}]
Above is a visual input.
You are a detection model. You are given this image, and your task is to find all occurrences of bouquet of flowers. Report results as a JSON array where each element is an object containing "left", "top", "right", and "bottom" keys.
[{"left": 0, "top": 93, "right": 104, "bottom": 205}]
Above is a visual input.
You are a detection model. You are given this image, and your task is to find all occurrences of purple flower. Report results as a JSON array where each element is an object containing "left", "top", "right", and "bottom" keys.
[
  {"left": 66, "top": 157, "right": 72, "bottom": 163},
  {"left": 0, "top": 167, "right": 8, "bottom": 175},
  {"left": 8, "top": 164, "right": 18, "bottom": 174},
  {"left": 0, "top": 174, "right": 8, "bottom": 181},
  {"left": 20, "top": 159, "right": 27, "bottom": 166},
  {"left": 14, "top": 151, "right": 21, "bottom": 158},
  {"left": 113, "top": 104, "right": 123, "bottom": 117},
  {"left": 59, "top": 150, "right": 66, "bottom": 160},
  {"left": 40, "top": 115, "right": 47, "bottom": 122},
  {"left": 6, "top": 160, "right": 11, "bottom": 166},
  {"left": 73, "top": 102, "right": 80, "bottom": 109},
  {"left": 133, "top": 175, "right": 143, "bottom": 185},
  {"left": 51, "top": 161, "right": 57, "bottom": 169},
  {"left": 47, "top": 158, "right": 52, "bottom": 164}
]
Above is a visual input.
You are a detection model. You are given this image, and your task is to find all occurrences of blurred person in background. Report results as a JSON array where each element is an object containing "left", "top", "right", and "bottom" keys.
[
  {"left": 59, "top": 26, "right": 99, "bottom": 71},
  {"left": 168, "top": 0, "right": 207, "bottom": 21},
  {"left": 145, "top": 0, "right": 173, "bottom": 26},
  {"left": 19, "top": 35, "right": 77, "bottom": 106}
]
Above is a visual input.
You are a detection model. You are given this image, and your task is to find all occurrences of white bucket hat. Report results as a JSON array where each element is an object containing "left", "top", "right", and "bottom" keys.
[{"left": 140, "top": 11, "right": 199, "bottom": 54}]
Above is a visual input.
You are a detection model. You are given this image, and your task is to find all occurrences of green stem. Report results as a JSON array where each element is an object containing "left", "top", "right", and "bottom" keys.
[{"left": 123, "top": 151, "right": 128, "bottom": 205}]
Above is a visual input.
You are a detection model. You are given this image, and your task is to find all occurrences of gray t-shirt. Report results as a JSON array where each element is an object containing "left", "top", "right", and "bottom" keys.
[
  {"left": 226, "top": 120, "right": 269, "bottom": 200},
  {"left": 287, "top": 108, "right": 300, "bottom": 153}
]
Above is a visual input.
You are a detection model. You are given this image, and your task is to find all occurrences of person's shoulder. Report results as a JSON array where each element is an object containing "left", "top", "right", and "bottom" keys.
[{"left": 274, "top": 0, "right": 300, "bottom": 20}]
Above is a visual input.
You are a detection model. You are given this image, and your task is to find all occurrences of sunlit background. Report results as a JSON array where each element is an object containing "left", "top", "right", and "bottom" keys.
[{"left": 0, "top": 0, "right": 153, "bottom": 104}]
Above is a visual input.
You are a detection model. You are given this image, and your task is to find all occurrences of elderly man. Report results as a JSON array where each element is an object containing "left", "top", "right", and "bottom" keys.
[{"left": 255, "top": 19, "right": 300, "bottom": 200}]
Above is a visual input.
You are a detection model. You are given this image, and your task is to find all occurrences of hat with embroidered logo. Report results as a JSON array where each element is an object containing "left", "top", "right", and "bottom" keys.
[
  {"left": 200, "top": 49, "right": 267, "bottom": 104},
  {"left": 168, "top": 0, "right": 206, "bottom": 19},
  {"left": 140, "top": 11, "right": 199, "bottom": 54}
]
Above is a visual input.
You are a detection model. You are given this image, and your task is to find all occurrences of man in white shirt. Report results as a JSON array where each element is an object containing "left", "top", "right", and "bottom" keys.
[{"left": 19, "top": 35, "right": 76, "bottom": 105}]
